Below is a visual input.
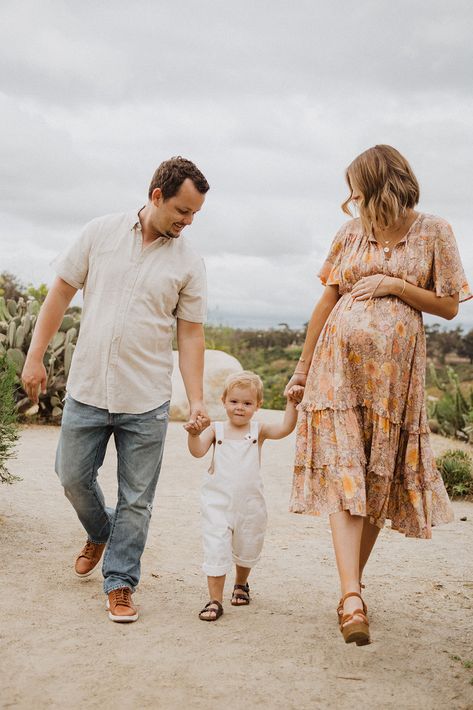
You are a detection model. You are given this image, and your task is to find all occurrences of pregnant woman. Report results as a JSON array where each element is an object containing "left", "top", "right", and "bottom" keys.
[{"left": 285, "top": 144, "right": 471, "bottom": 646}]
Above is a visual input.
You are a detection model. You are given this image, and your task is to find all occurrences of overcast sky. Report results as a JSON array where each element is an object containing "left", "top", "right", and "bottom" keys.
[{"left": 1, "top": 0, "right": 472, "bottom": 328}]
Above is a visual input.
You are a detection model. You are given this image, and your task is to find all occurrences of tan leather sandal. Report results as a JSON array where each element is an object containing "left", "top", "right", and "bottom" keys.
[
  {"left": 338, "top": 591, "right": 370, "bottom": 646},
  {"left": 336, "top": 583, "right": 366, "bottom": 621},
  {"left": 337, "top": 579, "right": 368, "bottom": 623}
]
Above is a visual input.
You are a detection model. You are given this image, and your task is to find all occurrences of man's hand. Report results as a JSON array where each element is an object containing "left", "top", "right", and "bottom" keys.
[
  {"left": 184, "top": 413, "right": 210, "bottom": 437},
  {"left": 21, "top": 357, "right": 47, "bottom": 403},
  {"left": 184, "top": 403, "right": 210, "bottom": 436},
  {"left": 20, "top": 276, "right": 77, "bottom": 403}
]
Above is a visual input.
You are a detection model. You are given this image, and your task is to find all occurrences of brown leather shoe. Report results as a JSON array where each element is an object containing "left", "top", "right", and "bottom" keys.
[
  {"left": 107, "top": 587, "right": 139, "bottom": 623},
  {"left": 74, "top": 540, "right": 106, "bottom": 578}
]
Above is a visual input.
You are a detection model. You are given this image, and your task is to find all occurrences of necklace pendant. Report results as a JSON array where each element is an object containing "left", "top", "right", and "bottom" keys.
[{"left": 383, "top": 246, "right": 390, "bottom": 253}]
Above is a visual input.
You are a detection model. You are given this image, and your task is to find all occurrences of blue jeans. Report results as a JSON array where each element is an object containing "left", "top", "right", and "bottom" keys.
[{"left": 55, "top": 396, "right": 169, "bottom": 594}]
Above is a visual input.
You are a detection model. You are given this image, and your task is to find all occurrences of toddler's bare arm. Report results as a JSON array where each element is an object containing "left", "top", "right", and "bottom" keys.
[
  {"left": 185, "top": 420, "right": 215, "bottom": 457},
  {"left": 260, "top": 388, "right": 303, "bottom": 441}
]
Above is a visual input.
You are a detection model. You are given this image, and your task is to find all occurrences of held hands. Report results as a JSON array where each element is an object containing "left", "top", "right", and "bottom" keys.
[
  {"left": 283, "top": 372, "right": 307, "bottom": 398},
  {"left": 184, "top": 404, "right": 210, "bottom": 437},
  {"left": 287, "top": 384, "right": 305, "bottom": 403},
  {"left": 351, "top": 274, "right": 397, "bottom": 301}
]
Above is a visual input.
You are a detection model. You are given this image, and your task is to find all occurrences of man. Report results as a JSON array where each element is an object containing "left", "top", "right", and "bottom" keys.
[{"left": 22, "top": 157, "right": 210, "bottom": 622}]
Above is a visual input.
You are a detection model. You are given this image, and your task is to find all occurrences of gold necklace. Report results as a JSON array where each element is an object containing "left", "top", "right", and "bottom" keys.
[{"left": 376, "top": 217, "right": 409, "bottom": 254}]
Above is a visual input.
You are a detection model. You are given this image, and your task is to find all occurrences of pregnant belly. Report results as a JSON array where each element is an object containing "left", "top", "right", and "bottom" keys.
[
  {"left": 334, "top": 294, "right": 421, "bottom": 360},
  {"left": 311, "top": 294, "right": 423, "bottom": 416}
]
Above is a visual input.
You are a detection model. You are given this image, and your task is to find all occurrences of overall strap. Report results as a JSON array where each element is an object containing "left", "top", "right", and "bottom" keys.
[
  {"left": 215, "top": 421, "right": 225, "bottom": 444},
  {"left": 250, "top": 421, "right": 258, "bottom": 443}
]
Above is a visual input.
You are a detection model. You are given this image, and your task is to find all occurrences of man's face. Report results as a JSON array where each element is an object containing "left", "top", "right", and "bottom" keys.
[{"left": 151, "top": 178, "right": 206, "bottom": 239}]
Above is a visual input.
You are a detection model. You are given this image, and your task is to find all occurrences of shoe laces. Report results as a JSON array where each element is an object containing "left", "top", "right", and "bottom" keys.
[
  {"left": 81, "top": 541, "right": 97, "bottom": 559},
  {"left": 111, "top": 587, "right": 132, "bottom": 606}
]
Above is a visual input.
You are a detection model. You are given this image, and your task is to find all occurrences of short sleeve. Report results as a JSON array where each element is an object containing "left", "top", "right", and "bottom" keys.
[
  {"left": 318, "top": 223, "right": 348, "bottom": 286},
  {"left": 175, "top": 257, "right": 207, "bottom": 322},
  {"left": 51, "top": 220, "right": 96, "bottom": 289},
  {"left": 432, "top": 222, "right": 472, "bottom": 303}
]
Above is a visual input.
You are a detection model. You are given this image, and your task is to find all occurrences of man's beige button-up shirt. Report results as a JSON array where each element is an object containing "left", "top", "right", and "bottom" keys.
[{"left": 52, "top": 210, "right": 207, "bottom": 414}]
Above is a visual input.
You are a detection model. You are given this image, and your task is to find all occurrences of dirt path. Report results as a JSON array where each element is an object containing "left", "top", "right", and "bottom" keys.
[{"left": 1, "top": 417, "right": 473, "bottom": 710}]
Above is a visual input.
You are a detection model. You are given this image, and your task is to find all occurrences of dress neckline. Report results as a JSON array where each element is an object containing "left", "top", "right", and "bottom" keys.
[{"left": 367, "top": 212, "right": 423, "bottom": 251}]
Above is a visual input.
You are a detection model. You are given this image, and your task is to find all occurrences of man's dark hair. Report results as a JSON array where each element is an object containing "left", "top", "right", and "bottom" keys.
[{"left": 148, "top": 156, "right": 210, "bottom": 200}]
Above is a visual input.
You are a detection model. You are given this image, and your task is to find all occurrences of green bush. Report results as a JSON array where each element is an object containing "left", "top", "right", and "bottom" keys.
[
  {"left": 0, "top": 353, "right": 20, "bottom": 483},
  {"left": 427, "top": 366, "right": 473, "bottom": 442},
  {"left": 436, "top": 449, "right": 473, "bottom": 498}
]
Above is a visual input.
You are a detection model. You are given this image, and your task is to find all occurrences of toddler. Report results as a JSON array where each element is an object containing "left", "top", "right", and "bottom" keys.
[{"left": 185, "top": 370, "right": 303, "bottom": 621}]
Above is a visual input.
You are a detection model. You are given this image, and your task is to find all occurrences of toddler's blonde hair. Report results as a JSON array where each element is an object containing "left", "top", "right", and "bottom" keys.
[{"left": 222, "top": 370, "right": 264, "bottom": 405}]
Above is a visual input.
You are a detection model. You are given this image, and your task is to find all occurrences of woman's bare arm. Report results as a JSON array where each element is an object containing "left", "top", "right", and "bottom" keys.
[
  {"left": 284, "top": 284, "right": 340, "bottom": 394},
  {"left": 351, "top": 275, "right": 459, "bottom": 320}
]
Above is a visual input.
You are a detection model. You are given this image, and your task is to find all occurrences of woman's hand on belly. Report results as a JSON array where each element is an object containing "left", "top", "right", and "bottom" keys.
[{"left": 351, "top": 274, "right": 401, "bottom": 301}]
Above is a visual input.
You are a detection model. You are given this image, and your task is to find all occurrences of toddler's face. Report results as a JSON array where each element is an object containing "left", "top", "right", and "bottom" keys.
[{"left": 223, "top": 386, "right": 260, "bottom": 426}]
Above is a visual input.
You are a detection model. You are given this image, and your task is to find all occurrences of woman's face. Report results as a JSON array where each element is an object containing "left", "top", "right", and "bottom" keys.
[{"left": 349, "top": 176, "right": 363, "bottom": 206}]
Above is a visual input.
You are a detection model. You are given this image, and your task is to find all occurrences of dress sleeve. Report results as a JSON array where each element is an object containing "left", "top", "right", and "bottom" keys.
[
  {"left": 432, "top": 222, "right": 472, "bottom": 303},
  {"left": 317, "top": 223, "right": 348, "bottom": 286}
]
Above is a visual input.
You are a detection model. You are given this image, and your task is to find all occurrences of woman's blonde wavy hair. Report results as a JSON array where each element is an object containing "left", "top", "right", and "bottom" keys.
[{"left": 341, "top": 145, "right": 420, "bottom": 234}]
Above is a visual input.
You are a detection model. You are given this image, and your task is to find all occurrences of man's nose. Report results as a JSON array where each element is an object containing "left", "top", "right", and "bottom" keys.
[{"left": 183, "top": 213, "right": 194, "bottom": 225}]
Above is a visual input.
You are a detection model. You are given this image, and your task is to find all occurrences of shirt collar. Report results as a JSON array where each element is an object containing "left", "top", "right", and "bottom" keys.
[{"left": 130, "top": 206, "right": 145, "bottom": 231}]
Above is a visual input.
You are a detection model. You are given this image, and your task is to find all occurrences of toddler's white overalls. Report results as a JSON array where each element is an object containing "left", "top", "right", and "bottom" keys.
[{"left": 200, "top": 421, "right": 267, "bottom": 576}]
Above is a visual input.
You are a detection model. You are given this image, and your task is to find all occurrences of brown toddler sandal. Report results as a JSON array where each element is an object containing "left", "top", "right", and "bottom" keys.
[
  {"left": 199, "top": 600, "right": 223, "bottom": 621},
  {"left": 231, "top": 583, "right": 250, "bottom": 606},
  {"left": 338, "top": 592, "right": 370, "bottom": 646}
]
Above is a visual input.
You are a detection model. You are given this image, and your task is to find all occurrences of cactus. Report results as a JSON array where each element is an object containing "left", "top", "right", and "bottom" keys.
[
  {"left": 7, "top": 320, "right": 16, "bottom": 347},
  {"left": 0, "top": 296, "right": 81, "bottom": 421},
  {"left": 6, "top": 348, "right": 25, "bottom": 374},
  {"left": 7, "top": 299, "right": 17, "bottom": 317},
  {"left": 59, "top": 315, "right": 75, "bottom": 332}
]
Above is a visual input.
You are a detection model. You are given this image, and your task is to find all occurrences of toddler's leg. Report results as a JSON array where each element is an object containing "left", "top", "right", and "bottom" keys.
[
  {"left": 199, "top": 575, "right": 226, "bottom": 621},
  {"left": 199, "top": 516, "right": 232, "bottom": 621},
  {"left": 232, "top": 565, "right": 251, "bottom": 605}
]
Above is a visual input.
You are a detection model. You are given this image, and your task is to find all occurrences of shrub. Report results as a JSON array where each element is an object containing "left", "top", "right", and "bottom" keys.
[
  {"left": 436, "top": 449, "right": 473, "bottom": 498},
  {"left": 427, "top": 366, "right": 473, "bottom": 442},
  {"left": 0, "top": 353, "right": 20, "bottom": 483}
]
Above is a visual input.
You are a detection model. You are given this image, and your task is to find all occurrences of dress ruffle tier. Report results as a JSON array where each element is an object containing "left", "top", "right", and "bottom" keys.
[{"left": 290, "top": 401, "right": 454, "bottom": 539}]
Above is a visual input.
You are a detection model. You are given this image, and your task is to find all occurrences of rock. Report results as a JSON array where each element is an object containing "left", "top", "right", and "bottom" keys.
[{"left": 170, "top": 349, "right": 243, "bottom": 421}]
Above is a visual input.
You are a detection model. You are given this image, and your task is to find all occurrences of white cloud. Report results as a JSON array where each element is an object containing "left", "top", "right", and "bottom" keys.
[{"left": 0, "top": 0, "right": 472, "bottom": 328}]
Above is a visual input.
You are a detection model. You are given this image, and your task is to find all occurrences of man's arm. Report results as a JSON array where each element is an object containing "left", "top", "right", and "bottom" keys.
[
  {"left": 176, "top": 318, "right": 209, "bottom": 425},
  {"left": 21, "top": 277, "right": 78, "bottom": 402}
]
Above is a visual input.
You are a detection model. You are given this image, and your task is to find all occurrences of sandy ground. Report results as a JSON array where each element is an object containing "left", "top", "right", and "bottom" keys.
[{"left": 1, "top": 414, "right": 473, "bottom": 710}]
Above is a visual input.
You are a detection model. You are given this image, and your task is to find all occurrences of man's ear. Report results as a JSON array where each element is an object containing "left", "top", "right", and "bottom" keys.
[{"left": 150, "top": 187, "right": 163, "bottom": 206}]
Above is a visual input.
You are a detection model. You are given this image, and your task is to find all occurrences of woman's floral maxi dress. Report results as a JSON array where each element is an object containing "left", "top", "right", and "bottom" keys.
[{"left": 290, "top": 214, "right": 471, "bottom": 538}]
